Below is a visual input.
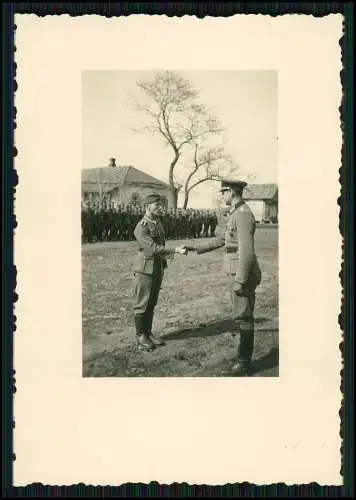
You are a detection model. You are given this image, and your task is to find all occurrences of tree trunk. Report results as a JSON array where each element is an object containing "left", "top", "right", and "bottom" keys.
[
  {"left": 168, "top": 187, "right": 179, "bottom": 209},
  {"left": 168, "top": 154, "right": 180, "bottom": 208},
  {"left": 182, "top": 191, "right": 189, "bottom": 209}
]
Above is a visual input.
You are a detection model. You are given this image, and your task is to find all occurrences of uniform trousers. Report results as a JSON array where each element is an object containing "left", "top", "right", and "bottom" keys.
[
  {"left": 133, "top": 265, "right": 164, "bottom": 336},
  {"left": 231, "top": 271, "right": 261, "bottom": 362}
]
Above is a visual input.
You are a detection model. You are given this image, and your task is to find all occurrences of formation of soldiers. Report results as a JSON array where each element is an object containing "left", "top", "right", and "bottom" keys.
[{"left": 81, "top": 201, "right": 219, "bottom": 243}]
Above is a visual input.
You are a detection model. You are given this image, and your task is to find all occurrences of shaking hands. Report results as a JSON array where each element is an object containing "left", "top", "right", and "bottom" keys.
[
  {"left": 182, "top": 244, "right": 196, "bottom": 252},
  {"left": 174, "top": 245, "right": 188, "bottom": 255},
  {"left": 174, "top": 243, "right": 197, "bottom": 256}
]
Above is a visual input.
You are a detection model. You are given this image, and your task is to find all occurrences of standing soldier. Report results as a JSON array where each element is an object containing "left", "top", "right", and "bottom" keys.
[
  {"left": 202, "top": 210, "right": 210, "bottom": 238},
  {"left": 210, "top": 210, "right": 218, "bottom": 237},
  {"left": 122, "top": 204, "right": 130, "bottom": 241},
  {"left": 170, "top": 209, "right": 177, "bottom": 240},
  {"left": 132, "top": 193, "right": 187, "bottom": 352},
  {"left": 101, "top": 200, "right": 110, "bottom": 241},
  {"left": 81, "top": 200, "right": 88, "bottom": 243},
  {"left": 161, "top": 208, "right": 170, "bottom": 238},
  {"left": 196, "top": 210, "right": 203, "bottom": 239},
  {"left": 86, "top": 200, "right": 95, "bottom": 243},
  {"left": 109, "top": 202, "right": 119, "bottom": 241},
  {"left": 126, "top": 205, "right": 134, "bottom": 241},
  {"left": 187, "top": 209, "right": 194, "bottom": 239},
  {"left": 183, "top": 179, "right": 262, "bottom": 375},
  {"left": 176, "top": 209, "right": 183, "bottom": 239},
  {"left": 117, "top": 204, "right": 124, "bottom": 241},
  {"left": 186, "top": 209, "right": 193, "bottom": 239},
  {"left": 92, "top": 200, "right": 102, "bottom": 242},
  {"left": 132, "top": 206, "right": 140, "bottom": 238}
]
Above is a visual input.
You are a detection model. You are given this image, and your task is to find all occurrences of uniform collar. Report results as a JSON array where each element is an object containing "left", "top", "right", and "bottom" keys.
[
  {"left": 229, "top": 200, "right": 245, "bottom": 214},
  {"left": 143, "top": 215, "right": 158, "bottom": 224}
]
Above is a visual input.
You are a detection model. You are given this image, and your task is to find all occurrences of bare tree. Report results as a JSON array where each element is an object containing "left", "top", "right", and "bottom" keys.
[
  {"left": 128, "top": 71, "right": 236, "bottom": 208},
  {"left": 181, "top": 143, "right": 238, "bottom": 209}
]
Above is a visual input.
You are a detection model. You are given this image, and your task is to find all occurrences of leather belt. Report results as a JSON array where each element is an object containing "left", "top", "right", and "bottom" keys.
[{"left": 138, "top": 249, "right": 163, "bottom": 261}]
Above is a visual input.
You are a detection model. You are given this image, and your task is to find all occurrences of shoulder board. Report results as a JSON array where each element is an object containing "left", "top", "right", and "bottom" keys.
[{"left": 239, "top": 204, "right": 250, "bottom": 212}]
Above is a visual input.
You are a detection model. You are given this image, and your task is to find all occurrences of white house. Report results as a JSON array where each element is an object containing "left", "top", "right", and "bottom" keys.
[
  {"left": 243, "top": 183, "right": 278, "bottom": 223},
  {"left": 81, "top": 158, "right": 170, "bottom": 207}
]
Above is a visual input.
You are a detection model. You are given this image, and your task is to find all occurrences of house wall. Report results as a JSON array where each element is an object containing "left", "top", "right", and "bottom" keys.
[
  {"left": 245, "top": 200, "right": 265, "bottom": 222},
  {"left": 265, "top": 201, "right": 278, "bottom": 221},
  {"left": 104, "top": 183, "right": 170, "bottom": 207},
  {"left": 244, "top": 199, "right": 278, "bottom": 222}
]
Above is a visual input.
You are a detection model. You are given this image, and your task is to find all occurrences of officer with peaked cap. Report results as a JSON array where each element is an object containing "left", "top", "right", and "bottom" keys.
[
  {"left": 183, "top": 178, "right": 262, "bottom": 375},
  {"left": 132, "top": 193, "right": 187, "bottom": 352}
]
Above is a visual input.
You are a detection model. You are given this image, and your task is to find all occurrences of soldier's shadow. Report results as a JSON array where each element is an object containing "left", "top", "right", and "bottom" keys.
[
  {"left": 207, "top": 346, "right": 279, "bottom": 377},
  {"left": 161, "top": 317, "right": 273, "bottom": 341},
  {"left": 249, "top": 346, "right": 279, "bottom": 375}
]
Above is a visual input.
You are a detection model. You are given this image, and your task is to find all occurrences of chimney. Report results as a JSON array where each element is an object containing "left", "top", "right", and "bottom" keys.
[{"left": 109, "top": 158, "right": 116, "bottom": 167}]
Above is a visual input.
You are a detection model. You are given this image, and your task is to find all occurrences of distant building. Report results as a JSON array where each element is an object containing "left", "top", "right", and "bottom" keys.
[
  {"left": 243, "top": 183, "right": 278, "bottom": 223},
  {"left": 81, "top": 158, "right": 170, "bottom": 207}
]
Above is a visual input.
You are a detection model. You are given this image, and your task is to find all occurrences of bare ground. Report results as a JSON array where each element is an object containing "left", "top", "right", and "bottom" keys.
[{"left": 82, "top": 226, "right": 279, "bottom": 377}]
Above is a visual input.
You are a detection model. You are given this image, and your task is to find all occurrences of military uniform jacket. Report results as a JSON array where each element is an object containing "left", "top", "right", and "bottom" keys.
[
  {"left": 133, "top": 215, "right": 174, "bottom": 275},
  {"left": 194, "top": 201, "right": 261, "bottom": 284}
]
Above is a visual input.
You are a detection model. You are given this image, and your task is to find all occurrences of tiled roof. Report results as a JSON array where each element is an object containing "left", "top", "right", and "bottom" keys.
[
  {"left": 81, "top": 165, "right": 169, "bottom": 193},
  {"left": 243, "top": 183, "right": 278, "bottom": 200}
]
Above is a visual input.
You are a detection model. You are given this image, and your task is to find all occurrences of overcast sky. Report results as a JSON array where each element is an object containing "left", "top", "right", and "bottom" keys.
[{"left": 82, "top": 70, "right": 278, "bottom": 208}]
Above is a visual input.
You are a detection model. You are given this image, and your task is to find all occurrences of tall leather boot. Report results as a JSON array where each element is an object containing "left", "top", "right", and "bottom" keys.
[
  {"left": 146, "top": 308, "right": 165, "bottom": 347},
  {"left": 232, "top": 324, "right": 254, "bottom": 375},
  {"left": 134, "top": 315, "right": 155, "bottom": 352}
]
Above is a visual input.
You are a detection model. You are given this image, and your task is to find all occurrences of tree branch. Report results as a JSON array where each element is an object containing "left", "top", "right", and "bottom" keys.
[
  {"left": 155, "top": 114, "right": 171, "bottom": 144},
  {"left": 183, "top": 144, "right": 200, "bottom": 193},
  {"left": 129, "top": 71, "right": 240, "bottom": 208},
  {"left": 161, "top": 106, "right": 179, "bottom": 154},
  {"left": 187, "top": 175, "right": 221, "bottom": 194}
]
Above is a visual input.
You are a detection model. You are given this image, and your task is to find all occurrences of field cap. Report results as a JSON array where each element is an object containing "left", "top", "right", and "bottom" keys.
[
  {"left": 144, "top": 192, "right": 164, "bottom": 205},
  {"left": 220, "top": 178, "right": 247, "bottom": 193}
]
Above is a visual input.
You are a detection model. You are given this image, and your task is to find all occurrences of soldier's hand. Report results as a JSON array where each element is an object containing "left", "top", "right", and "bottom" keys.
[
  {"left": 233, "top": 281, "right": 244, "bottom": 295},
  {"left": 175, "top": 245, "right": 188, "bottom": 255},
  {"left": 182, "top": 244, "right": 196, "bottom": 252}
]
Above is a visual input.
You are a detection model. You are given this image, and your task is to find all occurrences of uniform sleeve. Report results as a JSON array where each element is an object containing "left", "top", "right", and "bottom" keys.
[
  {"left": 235, "top": 211, "right": 254, "bottom": 284},
  {"left": 134, "top": 223, "right": 175, "bottom": 258},
  {"left": 194, "top": 232, "right": 225, "bottom": 254}
]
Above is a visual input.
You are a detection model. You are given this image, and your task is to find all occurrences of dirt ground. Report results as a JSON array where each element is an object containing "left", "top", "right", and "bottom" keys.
[{"left": 82, "top": 225, "right": 279, "bottom": 377}]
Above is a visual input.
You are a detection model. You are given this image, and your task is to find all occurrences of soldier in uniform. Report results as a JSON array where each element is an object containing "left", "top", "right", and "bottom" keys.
[
  {"left": 126, "top": 205, "right": 134, "bottom": 241},
  {"left": 210, "top": 210, "right": 218, "bottom": 237},
  {"left": 92, "top": 201, "right": 102, "bottom": 242},
  {"left": 170, "top": 209, "right": 178, "bottom": 240},
  {"left": 86, "top": 201, "right": 95, "bottom": 243},
  {"left": 132, "top": 193, "right": 187, "bottom": 352},
  {"left": 81, "top": 200, "right": 88, "bottom": 243},
  {"left": 161, "top": 208, "right": 170, "bottom": 239},
  {"left": 101, "top": 200, "right": 110, "bottom": 241},
  {"left": 120, "top": 204, "right": 129, "bottom": 241},
  {"left": 202, "top": 210, "right": 210, "bottom": 238},
  {"left": 183, "top": 179, "right": 262, "bottom": 375},
  {"left": 196, "top": 210, "right": 203, "bottom": 239},
  {"left": 176, "top": 209, "right": 184, "bottom": 239}
]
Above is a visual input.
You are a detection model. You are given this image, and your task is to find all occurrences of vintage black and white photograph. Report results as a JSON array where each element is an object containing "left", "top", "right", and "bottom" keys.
[
  {"left": 14, "top": 11, "right": 344, "bottom": 488},
  {"left": 81, "top": 70, "right": 279, "bottom": 377}
]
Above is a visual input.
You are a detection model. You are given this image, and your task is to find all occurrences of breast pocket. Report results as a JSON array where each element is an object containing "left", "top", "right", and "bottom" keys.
[
  {"left": 149, "top": 227, "right": 161, "bottom": 241},
  {"left": 225, "top": 222, "right": 237, "bottom": 243}
]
